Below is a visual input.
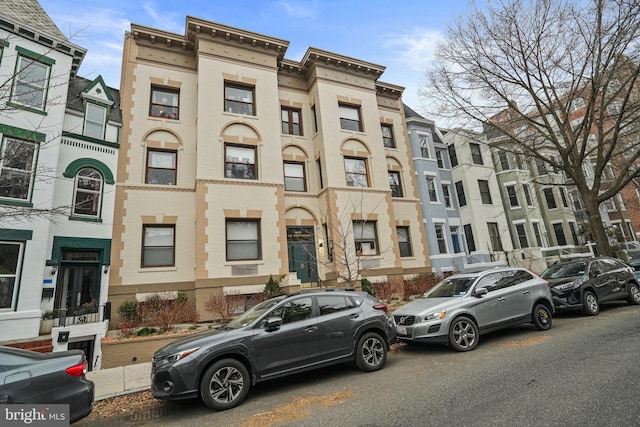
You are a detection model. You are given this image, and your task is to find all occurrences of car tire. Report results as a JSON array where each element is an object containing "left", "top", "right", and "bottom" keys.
[
  {"left": 448, "top": 316, "right": 479, "bottom": 351},
  {"left": 200, "top": 359, "right": 250, "bottom": 411},
  {"left": 627, "top": 283, "right": 640, "bottom": 305},
  {"left": 532, "top": 303, "right": 552, "bottom": 331},
  {"left": 582, "top": 291, "right": 599, "bottom": 316},
  {"left": 355, "top": 332, "right": 387, "bottom": 372}
]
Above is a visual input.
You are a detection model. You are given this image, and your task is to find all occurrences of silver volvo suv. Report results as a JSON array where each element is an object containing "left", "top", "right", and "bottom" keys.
[{"left": 393, "top": 267, "right": 554, "bottom": 351}]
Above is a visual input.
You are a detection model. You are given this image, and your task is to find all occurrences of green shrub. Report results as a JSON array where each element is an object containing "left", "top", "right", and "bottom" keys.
[
  {"left": 361, "top": 278, "right": 374, "bottom": 295},
  {"left": 264, "top": 275, "right": 282, "bottom": 299},
  {"left": 136, "top": 327, "right": 158, "bottom": 336},
  {"left": 117, "top": 300, "right": 138, "bottom": 322}
]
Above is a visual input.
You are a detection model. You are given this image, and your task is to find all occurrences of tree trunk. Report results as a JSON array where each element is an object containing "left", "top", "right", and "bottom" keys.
[{"left": 584, "top": 198, "right": 611, "bottom": 257}]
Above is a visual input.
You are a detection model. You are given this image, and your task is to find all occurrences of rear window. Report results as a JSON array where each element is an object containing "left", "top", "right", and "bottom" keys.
[{"left": 542, "top": 261, "right": 586, "bottom": 279}]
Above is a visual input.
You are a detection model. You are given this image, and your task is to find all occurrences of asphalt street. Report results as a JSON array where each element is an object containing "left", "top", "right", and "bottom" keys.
[{"left": 82, "top": 302, "right": 640, "bottom": 427}]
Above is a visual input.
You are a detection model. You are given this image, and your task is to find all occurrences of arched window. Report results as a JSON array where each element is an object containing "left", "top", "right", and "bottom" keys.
[{"left": 72, "top": 168, "right": 103, "bottom": 218}]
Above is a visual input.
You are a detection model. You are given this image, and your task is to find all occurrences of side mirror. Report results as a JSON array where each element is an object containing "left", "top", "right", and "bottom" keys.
[
  {"left": 265, "top": 317, "right": 282, "bottom": 332},
  {"left": 474, "top": 287, "right": 488, "bottom": 297},
  {"left": 590, "top": 268, "right": 600, "bottom": 278}
]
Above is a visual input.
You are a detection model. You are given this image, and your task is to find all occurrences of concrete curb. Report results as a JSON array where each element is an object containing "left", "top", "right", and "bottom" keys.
[{"left": 87, "top": 362, "right": 151, "bottom": 401}]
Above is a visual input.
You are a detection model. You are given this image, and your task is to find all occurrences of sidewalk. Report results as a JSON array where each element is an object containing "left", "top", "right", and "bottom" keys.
[{"left": 87, "top": 362, "right": 151, "bottom": 400}]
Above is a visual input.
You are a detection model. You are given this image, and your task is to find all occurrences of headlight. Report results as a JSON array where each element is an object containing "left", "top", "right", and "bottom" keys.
[
  {"left": 554, "top": 276, "right": 587, "bottom": 291},
  {"left": 422, "top": 310, "right": 446, "bottom": 321},
  {"left": 163, "top": 347, "right": 200, "bottom": 364}
]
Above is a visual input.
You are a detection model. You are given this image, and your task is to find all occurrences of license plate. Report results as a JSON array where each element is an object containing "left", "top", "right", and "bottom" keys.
[{"left": 397, "top": 326, "right": 407, "bottom": 335}]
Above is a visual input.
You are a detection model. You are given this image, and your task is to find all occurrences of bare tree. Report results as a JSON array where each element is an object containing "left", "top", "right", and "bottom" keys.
[
  {"left": 0, "top": 32, "right": 86, "bottom": 223},
  {"left": 422, "top": 0, "right": 640, "bottom": 256},
  {"left": 317, "top": 189, "right": 392, "bottom": 288}
]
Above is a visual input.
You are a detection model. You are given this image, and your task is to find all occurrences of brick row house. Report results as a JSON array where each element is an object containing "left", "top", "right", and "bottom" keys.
[
  {"left": 0, "top": 0, "right": 120, "bottom": 368},
  {"left": 110, "top": 17, "right": 431, "bottom": 319}
]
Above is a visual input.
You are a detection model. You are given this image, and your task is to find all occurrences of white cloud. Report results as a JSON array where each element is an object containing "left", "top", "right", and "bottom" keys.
[
  {"left": 383, "top": 28, "right": 445, "bottom": 72},
  {"left": 276, "top": 0, "right": 317, "bottom": 19}
]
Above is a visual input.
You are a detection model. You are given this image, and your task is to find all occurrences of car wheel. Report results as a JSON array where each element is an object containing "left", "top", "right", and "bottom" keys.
[
  {"left": 355, "top": 332, "right": 387, "bottom": 372},
  {"left": 582, "top": 291, "right": 599, "bottom": 316},
  {"left": 532, "top": 304, "right": 552, "bottom": 331},
  {"left": 200, "top": 359, "right": 250, "bottom": 411},
  {"left": 449, "top": 316, "right": 479, "bottom": 351},
  {"left": 627, "top": 283, "right": 640, "bottom": 305}
]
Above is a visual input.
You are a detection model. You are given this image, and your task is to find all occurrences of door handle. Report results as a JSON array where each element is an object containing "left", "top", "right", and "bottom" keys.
[
  {"left": 522, "top": 290, "right": 530, "bottom": 294},
  {"left": 350, "top": 313, "right": 360, "bottom": 319},
  {"left": 499, "top": 297, "right": 506, "bottom": 302},
  {"left": 305, "top": 326, "right": 318, "bottom": 333}
]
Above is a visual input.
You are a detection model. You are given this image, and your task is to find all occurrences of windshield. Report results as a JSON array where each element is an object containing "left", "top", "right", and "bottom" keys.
[
  {"left": 225, "top": 297, "right": 285, "bottom": 329},
  {"left": 541, "top": 261, "right": 586, "bottom": 279},
  {"left": 423, "top": 277, "right": 477, "bottom": 298}
]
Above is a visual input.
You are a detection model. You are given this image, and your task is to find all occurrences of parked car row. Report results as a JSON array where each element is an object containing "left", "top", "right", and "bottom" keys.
[
  {"left": 4, "top": 256, "right": 638, "bottom": 421},
  {"left": 0, "top": 346, "right": 94, "bottom": 424},
  {"left": 395, "top": 257, "right": 640, "bottom": 351}
]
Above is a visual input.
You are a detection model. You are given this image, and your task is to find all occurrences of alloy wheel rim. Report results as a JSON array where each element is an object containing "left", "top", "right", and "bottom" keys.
[
  {"left": 362, "top": 337, "right": 384, "bottom": 367},
  {"left": 632, "top": 286, "right": 640, "bottom": 302},
  {"left": 210, "top": 366, "right": 244, "bottom": 403},
  {"left": 453, "top": 321, "right": 476, "bottom": 348},
  {"left": 586, "top": 295, "right": 598, "bottom": 312}
]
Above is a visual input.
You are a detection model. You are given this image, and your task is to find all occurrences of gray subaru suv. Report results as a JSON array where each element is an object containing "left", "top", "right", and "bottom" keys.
[
  {"left": 393, "top": 267, "right": 553, "bottom": 351},
  {"left": 151, "top": 291, "right": 396, "bottom": 410}
]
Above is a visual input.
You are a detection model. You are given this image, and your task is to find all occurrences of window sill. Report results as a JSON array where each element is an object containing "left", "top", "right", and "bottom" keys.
[
  {"left": 69, "top": 216, "right": 103, "bottom": 223},
  {"left": 148, "top": 116, "right": 180, "bottom": 122},
  {"left": 0, "top": 198, "right": 33, "bottom": 207},
  {"left": 223, "top": 111, "right": 258, "bottom": 120},
  {"left": 139, "top": 266, "right": 177, "bottom": 273},
  {"left": 224, "top": 260, "right": 264, "bottom": 266},
  {"left": 7, "top": 101, "right": 47, "bottom": 116}
]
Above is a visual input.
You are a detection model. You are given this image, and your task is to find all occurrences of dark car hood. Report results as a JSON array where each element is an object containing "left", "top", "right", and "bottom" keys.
[{"left": 155, "top": 327, "right": 235, "bottom": 357}]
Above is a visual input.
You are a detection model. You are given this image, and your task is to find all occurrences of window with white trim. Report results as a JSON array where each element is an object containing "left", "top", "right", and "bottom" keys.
[
  {"left": 442, "top": 184, "right": 452, "bottom": 208},
  {"left": 397, "top": 226, "right": 412, "bottom": 257},
  {"left": 142, "top": 225, "right": 175, "bottom": 267},
  {"left": 0, "top": 241, "right": 23, "bottom": 310},
  {"left": 515, "top": 223, "right": 529, "bottom": 248},
  {"left": 470, "top": 143, "right": 483, "bottom": 165},
  {"left": 84, "top": 103, "right": 107, "bottom": 139},
  {"left": 339, "top": 104, "right": 362, "bottom": 131},
  {"left": 146, "top": 150, "right": 177, "bottom": 185},
  {"left": 435, "top": 224, "right": 447, "bottom": 254},
  {"left": 0, "top": 137, "right": 38, "bottom": 201},
  {"left": 72, "top": 167, "right": 103, "bottom": 218},
  {"left": 150, "top": 86, "right": 179, "bottom": 119},
  {"left": 225, "top": 145, "right": 256, "bottom": 180},
  {"left": 226, "top": 219, "right": 261, "bottom": 261},
  {"left": 381, "top": 124, "right": 395, "bottom": 148},
  {"left": 506, "top": 185, "right": 519, "bottom": 208},
  {"left": 426, "top": 177, "right": 438, "bottom": 202},
  {"left": 345, "top": 157, "right": 368, "bottom": 188},
  {"left": 353, "top": 221, "right": 378, "bottom": 256},
  {"left": 11, "top": 55, "right": 50, "bottom": 110},
  {"left": 388, "top": 171, "right": 403, "bottom": 197},
  {"left": 284, "top": 162, "right": 306, "bottom": 192},
  {"left": 225, "top": 83, "right": 254, "bottom": 115}
]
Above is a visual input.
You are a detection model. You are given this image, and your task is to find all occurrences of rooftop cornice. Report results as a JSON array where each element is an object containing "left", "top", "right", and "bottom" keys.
[
  {"left": 0, "top": 11, "right": 86, "bottom": 76},
  {"left": 376, "top": 80, "right": 404, "bottom": 98},
  {"left": 130, "top": 24, "right": 191, "bottom": 50},
  {"left": 301, "top": 47, "right": 385, "bottom": 78},
  {"left": 186, "top": 16, "right": 289, "bottom": 59}
]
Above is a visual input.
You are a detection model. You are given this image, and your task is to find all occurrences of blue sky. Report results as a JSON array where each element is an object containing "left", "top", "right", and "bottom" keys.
[{"left": 39, "top": 0, "right": 478, "bottom": 111}]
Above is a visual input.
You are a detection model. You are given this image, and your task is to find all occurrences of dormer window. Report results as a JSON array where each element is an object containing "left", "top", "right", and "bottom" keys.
[{"left": 84, "top": 103, "right": 106, "bottom": 139}]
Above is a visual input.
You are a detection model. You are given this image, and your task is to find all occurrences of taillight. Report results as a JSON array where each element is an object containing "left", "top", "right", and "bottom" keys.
[
  {"left": 65, "top": 360, "right": 88, "bottom": 377},
  {"left": 373, "top": 303, "right": 388, "bottom": 312}
]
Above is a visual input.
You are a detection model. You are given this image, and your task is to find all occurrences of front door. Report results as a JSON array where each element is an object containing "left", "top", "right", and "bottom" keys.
[
  {"left": 55, "top": 251, "right": 100, "bottom": 318},
  {"left": 287, "top": 226, "right": 318, "bottom": 283}
]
